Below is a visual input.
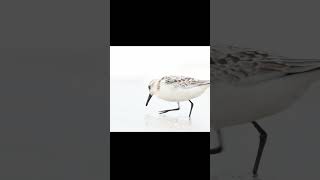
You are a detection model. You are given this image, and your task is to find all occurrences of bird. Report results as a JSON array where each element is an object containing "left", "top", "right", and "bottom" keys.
[
  {"left": 210, "top": 43, "right": 320, "bottom": 177},
  {"left": 145, "top": 75, "right": 210, "bottom": 118}
]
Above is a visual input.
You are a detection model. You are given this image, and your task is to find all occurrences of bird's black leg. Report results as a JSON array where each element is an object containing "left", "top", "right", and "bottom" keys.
[
  {"left": 159, "top": 102, "right": 180, "bottom": 114},
  {"left": 188, "top": 100, "right": 193, "bottom": 118},
  {"left": 210, "top": 130, "right": 223, "bottom": 154},
  {"left": 252, "top": 121, "right": 268, "bottom": 177}
]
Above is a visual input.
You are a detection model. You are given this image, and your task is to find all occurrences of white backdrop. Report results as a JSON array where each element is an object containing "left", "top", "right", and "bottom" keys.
[{"left": 110, "top": 46, "right": 210, "bottom": 132}]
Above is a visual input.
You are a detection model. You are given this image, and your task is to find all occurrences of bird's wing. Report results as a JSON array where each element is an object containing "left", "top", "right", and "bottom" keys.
[
  {"left": 161, "top": 76, "right": 209, "bottom": 88},
  {"left": 211, "top": 44, "right": 320, "bottom": 85}
]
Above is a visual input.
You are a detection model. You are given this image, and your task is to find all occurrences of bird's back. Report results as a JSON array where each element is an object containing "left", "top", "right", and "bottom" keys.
[
  {"left": 157, "top": 76, "right": 210, "bottom": 101},
  {"left": 211, "top": 44, "right": 320, "bottom": 86}
]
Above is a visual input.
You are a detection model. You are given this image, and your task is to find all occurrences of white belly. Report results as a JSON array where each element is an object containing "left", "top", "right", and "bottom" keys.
[
  {"left": 157, "top": 84, "right": 210, "bottom": 102},
  {"left": 211, "top": 70, "right": 320, "bottom": 130}
]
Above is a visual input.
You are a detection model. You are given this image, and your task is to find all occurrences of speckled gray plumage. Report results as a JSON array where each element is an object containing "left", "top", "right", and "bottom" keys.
[
  {"left": 211, "top": 44, "right": 320, "bottom": 85},
  {"left": 160, "top": 76, "right": 210, "bottom": 89}
]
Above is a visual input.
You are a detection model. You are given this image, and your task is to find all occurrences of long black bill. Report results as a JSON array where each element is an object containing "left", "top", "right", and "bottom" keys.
[{"left": 146, "top": 94, "right": 153, "bottom": 106}]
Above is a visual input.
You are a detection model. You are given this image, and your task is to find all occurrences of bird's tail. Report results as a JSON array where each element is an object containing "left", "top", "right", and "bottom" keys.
[
  {"left": 278, "top": 58, "right": 320, "bottom": 75},
  {"left": 198, "top": 80, "right": 210, "bottom": 86}
]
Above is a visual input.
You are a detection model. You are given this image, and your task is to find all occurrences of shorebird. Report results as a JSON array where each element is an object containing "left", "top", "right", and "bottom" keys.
[
  {"left": 145, "top": 75, "right": 210, "bottom": 118},
  {"left": 210, "top": 43, "right": 320, "bottom": 177}
]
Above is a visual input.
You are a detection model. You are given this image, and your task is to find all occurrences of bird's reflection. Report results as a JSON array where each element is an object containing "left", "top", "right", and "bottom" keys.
[{"left": 144, "top": 113, "right": 192, "bottom": 130}]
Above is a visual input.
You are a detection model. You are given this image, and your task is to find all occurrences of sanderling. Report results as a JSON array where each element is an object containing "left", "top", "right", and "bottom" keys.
[
  {"left": 145, "top": 75, "right": 210, "bottom": 118},
  {"left": 210, "top": 43, "right": 320, "bottom": 177}
]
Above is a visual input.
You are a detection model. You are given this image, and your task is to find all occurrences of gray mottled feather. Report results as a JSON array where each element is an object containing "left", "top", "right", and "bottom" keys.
[
  {"left": 161, "top": 76, "right": 210, "bottom": 88},
  {"left": 211, "top": 44, "right": 320, "bottom": 85}
]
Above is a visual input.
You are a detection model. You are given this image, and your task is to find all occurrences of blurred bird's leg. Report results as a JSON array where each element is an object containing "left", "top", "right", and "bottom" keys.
[
  {"left": 188, "top": 100, "right": 194, "bottom": 118},
  {"left": 252, "top": 121, "right": 267, "bottom": 177},
  {"left": 159, "top": 102, "right": 180, "bottom": 114},
  {"left": 210, "top": 130, "right": 223, "bottom": 154}
]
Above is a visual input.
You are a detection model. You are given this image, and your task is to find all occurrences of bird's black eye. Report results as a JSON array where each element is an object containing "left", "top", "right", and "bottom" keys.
[{"left": 148, "top": 85, "right": 151, "bottom": 90}]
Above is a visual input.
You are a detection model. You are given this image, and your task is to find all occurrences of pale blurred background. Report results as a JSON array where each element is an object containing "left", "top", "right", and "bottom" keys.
[{"left": 110, "top": 46, "right": 210, "bottom": 132}]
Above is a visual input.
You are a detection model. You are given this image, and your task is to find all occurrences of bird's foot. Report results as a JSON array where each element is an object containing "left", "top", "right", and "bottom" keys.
[
  {"left": 159, "top": 110, "right": 169, "bottom": 114},
  {"left": 252, "top": 173, "right": 259, "bottom": 178},
  {"left": 210, "top": 146, "right": 223, "bottom": 154}
]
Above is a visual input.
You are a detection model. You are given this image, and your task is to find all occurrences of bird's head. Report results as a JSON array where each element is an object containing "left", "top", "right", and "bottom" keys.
[{"left": 146, "top": 79, "right": 159, "bottom": 106}]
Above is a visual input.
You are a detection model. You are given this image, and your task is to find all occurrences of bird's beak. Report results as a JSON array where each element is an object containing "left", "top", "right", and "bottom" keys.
[{"left": 146, "top": 94, "right": 153, "bottom": 106}]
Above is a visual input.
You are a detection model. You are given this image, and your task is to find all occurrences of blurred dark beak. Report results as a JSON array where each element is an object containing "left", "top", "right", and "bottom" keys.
[{"left": 146, "top": 94, "right": 153, "bottom": 106}]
